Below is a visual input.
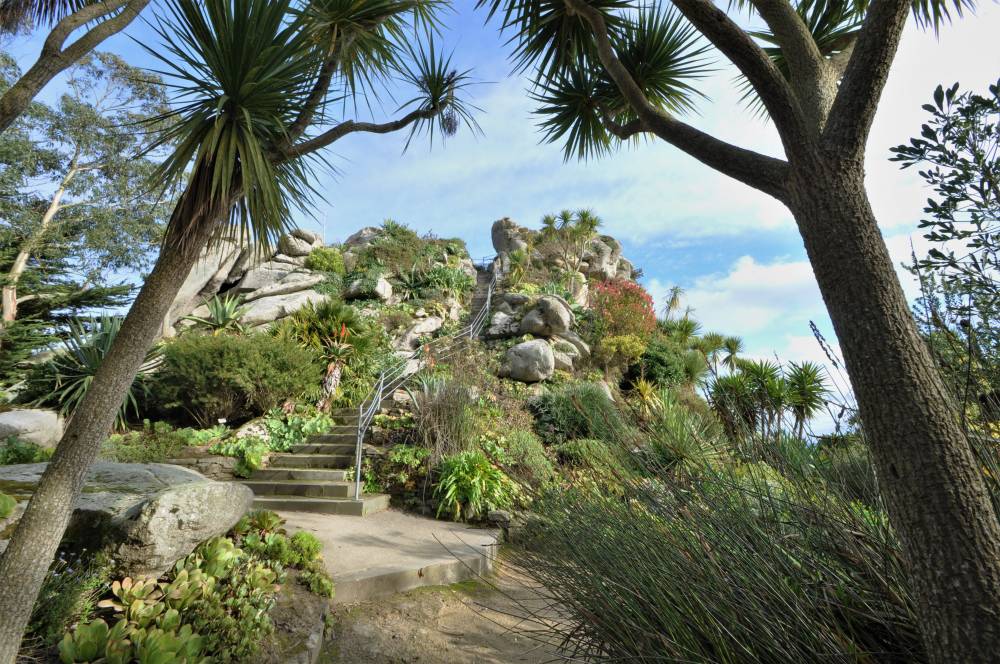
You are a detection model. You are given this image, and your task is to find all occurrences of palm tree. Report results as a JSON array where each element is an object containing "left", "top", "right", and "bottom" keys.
[
  {"left": 484, "top": 0, "right": 1000, "bottom": 652},
  {"left": 0, "top": 0, "right": 478, "bottom": 653},
  {"left": 722, "top": 335, "right": 744, "bottom": 371},
  {"left": 786, "top": 361, "right": 829, "bottom": 439},
  {"left": 696, "top": 331, "right": 726, "bottom": 375},
  {"left": 661, "top": 285, "right": 684, "bottom": 320}
]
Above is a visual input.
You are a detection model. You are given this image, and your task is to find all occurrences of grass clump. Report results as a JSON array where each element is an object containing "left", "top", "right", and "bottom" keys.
[
  {"left": 530, "top": 381, "right": 627, "bottom": 445},
  {"left": 0, "top": 436, "right": 51, "bottom": 465}
]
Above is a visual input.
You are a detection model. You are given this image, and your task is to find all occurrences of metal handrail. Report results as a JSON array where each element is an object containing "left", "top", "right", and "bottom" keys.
[{"left": 353, "top": 256, "right": 500, "bottom": 499}]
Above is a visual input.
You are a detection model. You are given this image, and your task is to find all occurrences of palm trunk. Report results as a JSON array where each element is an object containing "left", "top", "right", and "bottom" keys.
[
  {"left": 1, "top": 167, "right": 74, "bottom": 327},
  {"left": 317, "top": 362, "right": 343, "bottom": 412},
  {"left": 788, "top": 158, "right": 1000, "bottom": 661},
  {"left": 0, "top": 211, "right": 217, "bottom": 661}
]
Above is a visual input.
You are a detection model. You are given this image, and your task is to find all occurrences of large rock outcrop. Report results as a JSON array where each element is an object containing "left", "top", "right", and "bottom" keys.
[
  {"left": 502, "top": 340, "right": 555, "bottom": 383},
  {"left": 519, "top": 296, "right": 573, "bottom": 337},
  {"left": 0, "top": 462, "right": 253, "bottom": 576},
  {"left": 0, "top": 409, "right": 63, "bottom": 447}
]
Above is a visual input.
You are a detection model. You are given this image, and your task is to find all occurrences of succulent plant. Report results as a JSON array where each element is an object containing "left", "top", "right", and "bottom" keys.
[
  {"left": 133, "top": 623, "right": 208, "bottom": 664},
  {"left": 196, "top": 537, "right": 241, "bottom": 578},
  {"left": 160, "top": 568, "right": 213, "bottom": 610},
  {"left": 98, "top": 576, "right": 163, "bottom": 613},
  {"left": 58, "top": 619, "right": 110, "bottom": 663}
]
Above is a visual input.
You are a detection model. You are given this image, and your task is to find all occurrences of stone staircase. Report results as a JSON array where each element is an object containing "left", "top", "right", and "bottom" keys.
[{"left": 241, "top": 408, "right": 390, "bottom": 516}]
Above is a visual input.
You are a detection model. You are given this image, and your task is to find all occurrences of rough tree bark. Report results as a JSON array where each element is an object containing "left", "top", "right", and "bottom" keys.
[
  {"left": 0, "top": 206, "right": 218, "bottom": 662},
  {"left": 558, "top": 0, "right": 1000, "bottom": 658},
  {"left": 787, "top": 158, "right": 1000, "bottom": 660}
]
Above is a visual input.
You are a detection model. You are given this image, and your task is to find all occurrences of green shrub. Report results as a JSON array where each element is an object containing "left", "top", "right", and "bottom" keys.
[
  {"left": 27, "top": 553, "right": 111, "bottom": 648},
  {"left": 625, "top": 337, "right": 687, "bottom": 387},
  {"left": 290, "top": 531, "right": 322, "bottom": 563},
  {"left": 152, "top": 333, "right": 320, "bottom": 426},
  {"left": 299, "top": 562, "right": 335, "bottom": 598},
  {"left": 100, "top": 421, "right": 226, "bottom": 464},
  {"left": 0, "top": 491, "right": 14, "bottom": 518},
  {"left": 479, "top": 430, "right": 553, "bottom": 486},
  {"left": 20, "top": 316, "right": 160, "bottom": 430},
  {"left": 209, "top": 436, "right": 269, "bottom": 477},
  {"left": 304, "top": 246, "right": 345, "bottom": 274},
  {"left": 263, "top": 409, "right": 334, "bottom": 452},
  {"left": 0, "top": 436, "right": 50, "bottom": 465},
  {"left": 530, "top": 382, "right": 627, "bottom": 445},
  {"left": 434, "top": 450, "right": 517, "bottom": 522},
  {"left": 510, "top": 438, "right": 921, "bottom": 662}
]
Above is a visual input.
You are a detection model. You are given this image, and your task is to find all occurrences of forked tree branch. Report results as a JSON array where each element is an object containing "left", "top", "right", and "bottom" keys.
[
  {"left": 565, "top": 0, "right": 789, "bottom": 199},
  {"left": 276, "top": 107, "right": 440, "bottom": 161},
  {"left": 750, "top": 0, "right": 825, "bottom": 83},
  {"left": 0, "top": 0, "right": 151, "bottom": 134},
  {"left": 827, "top": 35, "right": 858, "bottom": 76},
  {"left": 669, "top": 0, "right": 807, "bottom": 143},
  {"left": 823, "top": 0, "right": 912, "bottom": 158}
]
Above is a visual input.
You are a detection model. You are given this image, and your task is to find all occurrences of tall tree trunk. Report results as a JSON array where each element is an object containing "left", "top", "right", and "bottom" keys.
[
  {"left": 0, "top": 217, "right": 215, "bottom": 661},
  {"left": 788, "top": 155, "right": 1000, "bottom": 662},
  {"left": 1, "top": 171, "right": 72, "bottom": 326}
]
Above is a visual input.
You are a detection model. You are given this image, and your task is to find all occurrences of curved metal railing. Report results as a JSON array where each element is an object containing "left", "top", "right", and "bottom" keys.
[{"left": 353, "top": 256, "right": 501, "bottom": 499}]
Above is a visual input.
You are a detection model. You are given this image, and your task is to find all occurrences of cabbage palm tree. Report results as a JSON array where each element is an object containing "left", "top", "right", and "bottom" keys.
[
  {"left": 482, "top": 0, "right": 999, "bottom": 654},
  {"left": 0, "top": 0, "right": 478, "bottom": 654},
  {"left": 786, "top": 360, "right": 829, "bottom": 438}
]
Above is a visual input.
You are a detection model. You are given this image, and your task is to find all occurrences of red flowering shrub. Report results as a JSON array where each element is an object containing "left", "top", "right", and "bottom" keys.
[{"left": 589, "top": 279, "right": 657, "bottom": 339}]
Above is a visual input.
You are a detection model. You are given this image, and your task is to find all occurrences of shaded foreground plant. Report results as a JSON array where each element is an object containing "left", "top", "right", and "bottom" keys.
[{"left": 505, "top": 437, "right": 927, "bottom": 661}]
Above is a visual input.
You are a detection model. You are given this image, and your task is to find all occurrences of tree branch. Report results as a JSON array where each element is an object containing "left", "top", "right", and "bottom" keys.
[
  {"left": 276, "top": 108, "right": 439, "bottom": 162},
  {"left": 823, "top": 0, "right": 911, "bottom": 158},
  {"left": 827, "top": 34, "right": 858, "bottom": 77},
  {"left": 668, "top": 0, "right": 806, "bottom": 142},
  {"left": 565, "top": 0, "right": 789, "bottom": 199},
  {"left": 0, "top": 0, "right": 151, "bottom": 134}
]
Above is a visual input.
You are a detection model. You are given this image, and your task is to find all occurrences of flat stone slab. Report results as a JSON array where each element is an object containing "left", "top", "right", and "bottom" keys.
[{"left": 280, "top": 509, "right": 497, "bottom": 604}]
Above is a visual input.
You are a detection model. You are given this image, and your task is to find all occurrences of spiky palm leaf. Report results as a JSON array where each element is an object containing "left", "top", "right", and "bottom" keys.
[
  {"left": 36, "top": 316, "right": 160, "bottom": 430},
  {"left": 182, "top": 293, "right": 249, "bottom": 335},
  {"left": 143, "top": 0, "right": 323, "bottom": 252},
  {"left": 786, "top": 360, "right": 829, "bottom": 434},
  {"left": 0, "top": 0, "right": 87, "bottom": 32}
]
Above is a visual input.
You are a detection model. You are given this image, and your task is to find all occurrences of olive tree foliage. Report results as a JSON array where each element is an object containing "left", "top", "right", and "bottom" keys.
[
  {"left": 0, "top": 0, "right": 478, "bottom": 658},
  {"left": 0, "top": 0, "right": 153, "bottom": 134},
  {"left": 892, "top": 80, "right": 1000, "bottom": 406},
  {"left": 0, "top": 51, "right": 172, "bottom": 385},
  {"left": 479, "top": 0, "right": 1000, "bottom": 660}
]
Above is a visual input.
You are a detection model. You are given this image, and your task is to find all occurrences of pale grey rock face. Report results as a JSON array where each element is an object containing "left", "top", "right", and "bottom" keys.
[
  {"left": 582, "top": 235, "right": 624, "bottom": 281},
  {"left": 486, "top": 311, "right": 520, "bottom": 339},
  {"left": 278, "top": 233, "right": 314, "bottom": 257},
  {"left": 109, "top": 480, "right": 253, "bottom": 577},
  {"left": 0, "top": 409, "right": 63, "bottom": 448},
  {"left": 291, "top": 227, "right": 322, "bottom": 245},
  {"left": 272, "top": 253, "right": 308, "bottom": 267},
  {"left": 503, "top": 293, "right": 530, "bottom": 307},
  {"left": 394, "top": 316, "right": 444, "bottom": 351},
  {"left": 503, "top": 340, "right": 555, "bottom": 383},
  {"left": 243, "top": 272, "right": 325, "bottom": 303},
  {"left": 491, "top": 218, "right": 531, "bottom": 255},
  {"left": 343, "top": 227, "right": 381, "bottom": 250},
  {"left": 519, "top": 296, "right": 573, "bottom": 337},
  {"left": 344, "top": 276, "right": 393, "bottom": 302},
  {"left": 554, "top": 331, "right": 591, "bottom": 358},
  {"left": 234, "top": 260, "right": 297, "bottom": 293},
  {"left": 457, "top": 257, "right": 477, "bottom": 279},
  {"left": 167, "top": 240, "right": 243, "bottom": 327},
  {"left": 552, "top": 349, "right": 575, "bottom": 372},
  {"left": 0, "top": 463, "right": 252, "bottom": 575},
  {"left": 240, "top": 290, "right": 328, "bottom": 325}
]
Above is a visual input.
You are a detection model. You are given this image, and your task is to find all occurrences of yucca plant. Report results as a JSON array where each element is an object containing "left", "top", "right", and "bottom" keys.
[
  {"left": 30, "top": 316, "right": 160, "bottom": 430},
  {"left": 0, "top": 0, "right": 480, "bottom": 652},
  {"left": 182, "top": 293, "right": 249, "bottom": 335}
]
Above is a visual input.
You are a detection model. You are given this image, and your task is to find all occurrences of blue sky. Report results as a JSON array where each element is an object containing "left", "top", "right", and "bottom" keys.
[{"left": 7, "top": 0, "right": 1000, "bottom": 379}]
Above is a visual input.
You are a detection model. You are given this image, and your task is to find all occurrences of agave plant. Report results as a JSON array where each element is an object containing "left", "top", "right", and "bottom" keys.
[
  {"left": 182, "top": 293, "right": 249, "bottom": 335},
  {"left": 33, "top": 316, "right": 160, "bottom": 430}
]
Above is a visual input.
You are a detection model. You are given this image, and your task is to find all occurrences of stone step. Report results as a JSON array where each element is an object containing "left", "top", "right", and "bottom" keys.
[
  {"left": 252, "top": 494, "right": 390, "bottom": 517},
  {"left": 251, "top": 468, "right": 350, "bottom": 482},
  {"left": 290, "top": 442, "right": 355, "bottom": 455},
  {"left": 318, "top": 425, "right": 358, "bottom": 435},
  {"left": 269, "top": 453, "right": 353, "bottom": 469},
  {"left": 241, "top": 480, "right": 358, "bottom": 498},
  {"left": 308, "top": 433, "right": 356, "bottom": 445}
]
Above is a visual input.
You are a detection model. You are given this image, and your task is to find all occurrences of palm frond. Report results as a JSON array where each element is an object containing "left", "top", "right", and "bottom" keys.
[
  {"left": 397, "top": 38, "right": 482, "bottom": 149},
  {"left": 142, "top": 0, "right": 324, "bottom": 252},
  {"left": 0, "top": 0, "right": 88, "bottom": 32}
]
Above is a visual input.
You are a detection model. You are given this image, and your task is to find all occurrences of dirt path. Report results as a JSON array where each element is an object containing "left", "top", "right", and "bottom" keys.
[{"left": 320, "top": 574, "right": 563, "bottom": 664}]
